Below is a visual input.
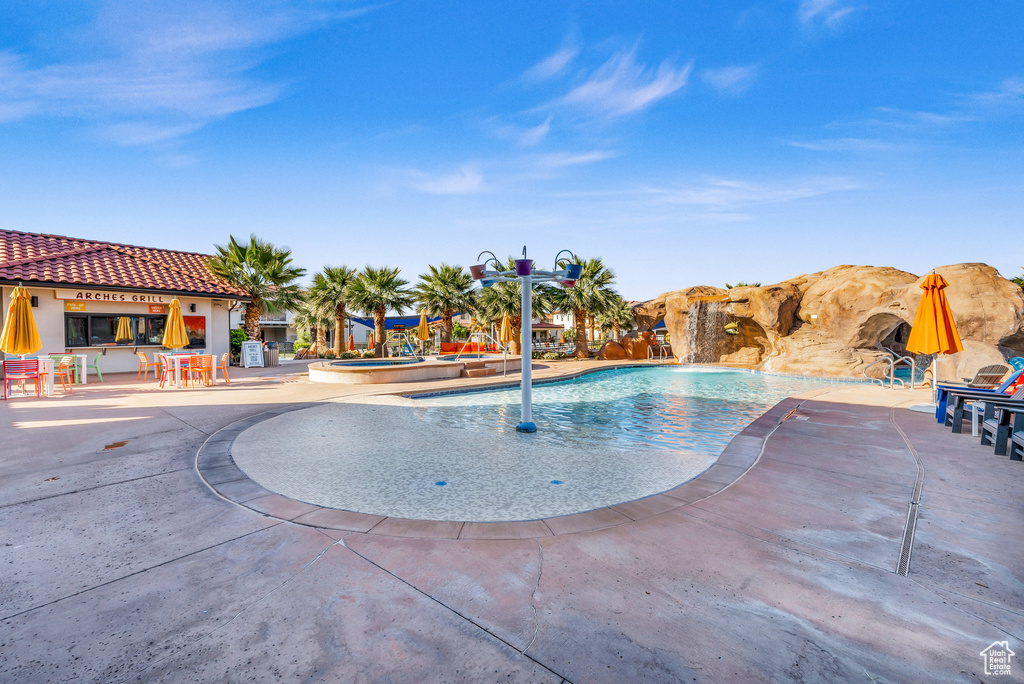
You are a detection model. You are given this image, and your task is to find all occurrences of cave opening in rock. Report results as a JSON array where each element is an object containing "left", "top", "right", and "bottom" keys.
[{"left": 855, "top": 313, "right": 912, "bottom": 354}]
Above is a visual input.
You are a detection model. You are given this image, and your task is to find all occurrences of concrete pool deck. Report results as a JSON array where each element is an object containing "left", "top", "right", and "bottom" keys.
[{"left": 1, "top": 360, "right": 1021, "bottom": 682}]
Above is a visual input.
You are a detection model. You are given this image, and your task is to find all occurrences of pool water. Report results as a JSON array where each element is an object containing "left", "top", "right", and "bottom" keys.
[
  {"left": 331, "top": 358, "right": 423, "bottom": 367},
  {"left": 415, "top": 366, "right": 845, "bottom": 457}
]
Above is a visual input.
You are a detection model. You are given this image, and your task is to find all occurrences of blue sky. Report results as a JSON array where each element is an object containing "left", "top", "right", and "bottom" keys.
[{"left": 1, "top": 1, "right": 1021, "bottom": 300}]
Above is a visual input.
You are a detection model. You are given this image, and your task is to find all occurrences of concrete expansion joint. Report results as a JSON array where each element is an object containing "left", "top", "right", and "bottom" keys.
[{"left": 337, "top": 537, "right": 570, "bottom": 681}]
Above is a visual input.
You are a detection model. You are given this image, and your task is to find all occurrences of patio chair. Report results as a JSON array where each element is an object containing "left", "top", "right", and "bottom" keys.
[
  {"left": 158, "top": 354, "right": 187, "bottom": 389},
  {"left": 979, "top": 400, "right": 1024, "bottom": 456},
  {"left": 56, "top": 356, "right": 76, "bottom": 393},
  {"left": 136, "top": 351, "right": 160, "bottom": 381},
  {"left": 217, "top": 352, "right": 231, "bottom": 384},
  {"left": 2, "top": 359, "right": 42, "bottom": 400},
  {"left": 189, "top": 355, "right": 214, "bottom": 387}
]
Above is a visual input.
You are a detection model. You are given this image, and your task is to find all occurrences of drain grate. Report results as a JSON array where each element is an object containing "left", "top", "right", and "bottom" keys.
[{"left": 890, "top": 407, "right": 925, "bottom": 577}]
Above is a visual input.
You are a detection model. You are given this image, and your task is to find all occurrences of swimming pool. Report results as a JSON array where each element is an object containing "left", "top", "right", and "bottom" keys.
[
  {"left": 231, "top": 366, "right": 845, "bottom": 522},
  {"left": 414, "top": 366, "right": 842, "bottom": 456},
  {"left": 331, "top": 358, "right": 424, "bottom": 367}
]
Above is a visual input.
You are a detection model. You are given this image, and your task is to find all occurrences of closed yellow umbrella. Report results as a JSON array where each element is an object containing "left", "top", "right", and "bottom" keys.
[
  {"left": 906, "top": 273, "right": 963, "bottom": 357},
  {"left": 499, "top": 315, "right": 513, "bottom": 345},
  {"left": 417, "top": 311, "right": 430, "bottom": 342},
  {"left": 0, "top": 286, "right": 43, "bottom": 356},
  {"left": 906, "top": 273, "right": 963, "bottom": 411},
  {"left": 115, "top": 316, "right": 133, "bottom": 343},
  {"left": 162, "top": 298, "right": 190, "bottom": 349}
]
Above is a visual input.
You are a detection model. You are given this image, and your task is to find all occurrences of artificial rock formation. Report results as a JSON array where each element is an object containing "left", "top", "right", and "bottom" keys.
[
  {"left": 597, "top": 331, "right": 658, "bottom": 360},
  {"left": 645, "top": 263, "right": 1024, "bottom": 379}
]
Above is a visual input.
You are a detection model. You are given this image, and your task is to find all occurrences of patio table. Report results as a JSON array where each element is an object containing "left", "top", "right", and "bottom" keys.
[
  {"left": 47, "top": 354, "right": 88, "bottom": 385},
  {"left": 160, "top": 354, "right": 217, "bottom": 388}
]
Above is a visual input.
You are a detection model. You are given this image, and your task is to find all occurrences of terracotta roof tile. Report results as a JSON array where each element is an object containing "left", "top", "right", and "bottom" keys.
[{"left": 0, "top": 229, "right": 248, "bottom": 298}]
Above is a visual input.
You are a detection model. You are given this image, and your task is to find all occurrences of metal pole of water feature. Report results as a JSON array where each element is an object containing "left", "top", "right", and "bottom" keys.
[
  {"left": 519, "top": 265, "right": 534, "bottom": 431},
  {"left": 470, "top": 247, "right": 582, "bottom": 433}
]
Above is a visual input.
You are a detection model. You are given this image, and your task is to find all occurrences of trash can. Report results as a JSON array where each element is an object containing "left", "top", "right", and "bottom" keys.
[{"left": 263, "top": 346, "right": 279, "bottom": 367}]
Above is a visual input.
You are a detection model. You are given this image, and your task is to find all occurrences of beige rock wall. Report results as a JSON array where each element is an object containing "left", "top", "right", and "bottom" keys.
[{"left": 646, "top": 263, "right": 1024, "bottom": 380}]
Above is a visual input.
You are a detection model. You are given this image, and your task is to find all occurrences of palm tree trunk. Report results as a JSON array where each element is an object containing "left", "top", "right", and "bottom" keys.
[
  {"left": 374, "top": 307, "right": 386, "bottom": 357},
  {"left": 442, "top": 310, "right": 453, "bottom": 344},
  {"left": 574, "top": 307, "right": 588, "bottom": 358},
  {"left": 333, "top": 304, "right": 346, "bottom": 356},
  {"left": 613, "top": 318, "right": 621, "bottom": 341},
  {"left": 244, "top": 300, "right": 263, "bottom": 341},
  {"left": 316, "top": 325, "right": 327, "bottom": 357},
  {"left": 510, "top": 316, "right": 522, "bottom": 355}
]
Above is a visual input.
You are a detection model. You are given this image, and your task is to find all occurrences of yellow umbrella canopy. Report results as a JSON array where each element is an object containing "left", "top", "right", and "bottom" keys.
[
  {"left": 417, "top": 311, "right": 430, "bottom": 342},
  {"left": 499, "top": 315, "right": 514, "bottom": 345},
  {"left": 115, "top": 316, "right": 133, "bottom": 343},
  {"left": 906, "top": 273, "right": 963, "bottom": 356},
  {"left": 162, "top": 298, "right": 190, "bottom": 349},
  {"left": 0, "top": 286, "right": 43, "bottom": 356}
]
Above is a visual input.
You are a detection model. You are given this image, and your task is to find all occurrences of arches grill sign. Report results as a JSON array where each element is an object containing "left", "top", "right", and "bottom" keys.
[{"left": 53, "top": 289, "right": 174, "bottom": 303}]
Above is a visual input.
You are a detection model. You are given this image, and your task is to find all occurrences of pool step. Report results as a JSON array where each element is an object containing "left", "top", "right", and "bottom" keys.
[{"left": 461, "top": 367, "right": 497, "bottom": 378}]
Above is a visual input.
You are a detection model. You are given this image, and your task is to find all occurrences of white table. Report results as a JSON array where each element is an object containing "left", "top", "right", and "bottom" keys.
[
  {"left": 159, "top": 354, "right": 218, "bottom": 388},
  {"left": 2, "top": 358, "right": 54, "bottom": 396}
]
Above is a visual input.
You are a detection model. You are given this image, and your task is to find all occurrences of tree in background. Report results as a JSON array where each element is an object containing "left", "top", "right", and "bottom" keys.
[
  {"left": 347, "top": 266, "right": 413, "bottom": 357},
  {"left": 306, "top": 265, "right": 357, "bottom": 356},
  {"left": 1011, "top": 268, "right": 1024, "bottom": 289},
  {"left": 475, "top": 257, "right": 553, "bottom": 355},
  {"left": 208, "top": 235, "right": 305, "bottom": 341},
  {"left": 725, "top": 282, "right": 761, "bottom": 289},
  {"left": 550, "top": 256, "right": 617, "bottom": 358},
  {"left": 415, "top": 264, "right": 476, "bottom": 344},
  {"left": 292, "top": 297, "right": 333, "bottom": 356},
  {"left": 597, "top": 296, "right": 637, "bottom": 341}
]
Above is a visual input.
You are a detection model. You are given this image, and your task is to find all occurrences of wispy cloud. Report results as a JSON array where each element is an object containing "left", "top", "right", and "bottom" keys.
[
  {"left": 966, "top": 77, "right": 1024, "bottom": 106},
  {"left": 536, "top": 150, "right": 614, "bottom": 167},
  {"left": 0, "top": 1, "right": 379, "bottom": 147},
  {"left": 519, "top": 116, "right": 552, "bottom": 146},
  {"left": 785, "top": 137, "right": 897, "bottom": 152},
  {"left": 554, "top": 48, "right": 692, "bottom": 118},
  {"left": 524, "top": 44, "right": 578, "bottom": 81},
  {"left": 642, "top": 176, "right": 859, "bottom": 207},
  {"left": 798, "top": 0, "right": 855, "bottom": 28},
  {"left": 700, "top": 65, "right": 759, "bottom": 94},
  {"left": 410, "top": 165, "right": 486, "bottom": 195}
]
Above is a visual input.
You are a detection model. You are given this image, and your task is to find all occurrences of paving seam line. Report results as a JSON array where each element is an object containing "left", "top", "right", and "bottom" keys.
[{"left": 338, "top": 537, "right": 574, "bottom": 683}]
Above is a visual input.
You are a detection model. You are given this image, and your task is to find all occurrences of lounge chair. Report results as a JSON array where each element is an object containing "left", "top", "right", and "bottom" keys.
[
  {"left": 979, "top": 399, "right": 1024, "bottom": 456},
  {"left": 935, "top": 365, "right": 1015, "bottom": 423},
  {"left": 1008, "top": 421, "right": 1024, "bottom": 461},
  {"left": 944, "top": 385, "right": 1024, "bottom": 434}
]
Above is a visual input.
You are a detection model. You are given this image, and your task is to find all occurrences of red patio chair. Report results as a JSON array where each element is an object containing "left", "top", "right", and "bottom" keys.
[{"left": 3, "top": 359, "right": 42, "bottom": 400}]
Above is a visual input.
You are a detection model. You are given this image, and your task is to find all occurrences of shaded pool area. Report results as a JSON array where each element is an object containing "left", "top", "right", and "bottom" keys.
[{"left": 231, "top": 367, "right": 847, "bottom": 521}]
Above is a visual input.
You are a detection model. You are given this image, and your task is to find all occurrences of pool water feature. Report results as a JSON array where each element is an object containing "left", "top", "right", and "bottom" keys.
[
  {"left": 232, "top": 367, "right": 844, "bottom": 521},
  {"left": 331, "top": 358, "right": 424, "bottom": 367}
]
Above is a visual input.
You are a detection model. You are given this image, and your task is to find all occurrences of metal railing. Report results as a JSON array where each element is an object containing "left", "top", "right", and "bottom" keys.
[
  {"left": 863, "top": 354, "right": 917, "bottom": 389},
  {"left": 647, "top": 344, "right": 669, "bottom": 363}
]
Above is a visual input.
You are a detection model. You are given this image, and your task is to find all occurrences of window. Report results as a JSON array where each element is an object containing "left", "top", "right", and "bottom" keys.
[{"left": 63, "top": 313, "right": 183, "bottom": 348}]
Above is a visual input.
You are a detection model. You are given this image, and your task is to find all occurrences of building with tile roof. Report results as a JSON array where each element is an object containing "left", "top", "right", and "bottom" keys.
[{"left": 1, "top": 229, "right": 249, "bottom": 375}]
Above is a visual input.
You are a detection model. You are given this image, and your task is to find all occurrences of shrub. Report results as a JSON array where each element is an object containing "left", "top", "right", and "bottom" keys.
[
  {"left": 323, "top": 351, "right": 336, "bottom": 359},
  {"left": 339, "top": 351, "right": 359, "bottom": 360},
  {"left": 361, "top": 351, "right": 376, "bottom": 358},
  {"left": 229, "top": 328, "right": 247, "bottom": 355},
  {"left": 543, "top": 351, "right": 567, "bottom": 360}
]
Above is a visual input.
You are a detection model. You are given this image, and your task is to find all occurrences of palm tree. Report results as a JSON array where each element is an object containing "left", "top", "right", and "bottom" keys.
[
  {"left": 208, "top": 235, "right": 305, "bottom": 341},
  {"left": 306, "top": 266, "right": 357, "bottom": 356},
  {"left": 1012, "top": 267, "right": 1024, "bottom": 289},
  {"left": 347, "top": 266, "right": 413, "bottom": 357},
  {"left": 597, "top": 296, "right": 636, "bottom": 341},
  {"left": 550, "top": 256, "right": 617, "bottom": 358},
  {"left": 414, "top": 264, "right": 476, "bottom": 344},
  {"left": 293, "top": 296, "right": 333, "bottom": 357},
  {"left": 475, "top": 257, "right": 553, "bottom": 355}
]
